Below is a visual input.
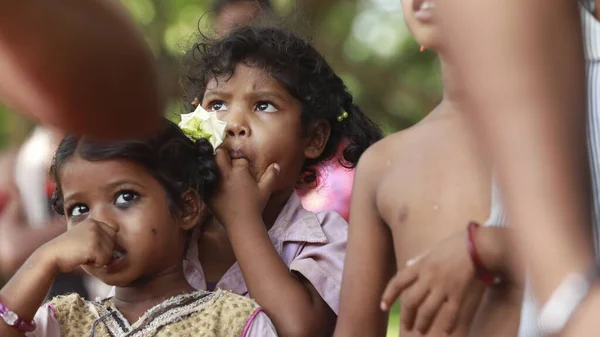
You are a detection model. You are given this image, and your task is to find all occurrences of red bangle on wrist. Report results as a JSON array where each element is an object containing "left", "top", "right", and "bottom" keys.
[{"left": 466, "top": 221, "right": 500, "bottom": 285}]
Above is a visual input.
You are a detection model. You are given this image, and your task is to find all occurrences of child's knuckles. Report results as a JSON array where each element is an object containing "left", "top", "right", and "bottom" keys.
[
  {"left": 418, "top": 303, "right": 438, "bottom": 326},
  {"left": 86, "top": 221, "right": 102, "bottom": 234},
  {"left": 402, "top": 293, "right": 420, "bottom": 311},
  {"left": 444, "top": 300, "right": 461, "bottom": 316},
  {"left": 421, "top": 271, "right": 435, "bottom": 285}
]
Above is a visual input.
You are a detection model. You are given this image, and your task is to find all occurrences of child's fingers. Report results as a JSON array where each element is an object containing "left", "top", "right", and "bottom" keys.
[
  {"left": 214, "top": 148, "right": 232, "bottom": 172},
  {"left": 380, "top": 267, "right": 419, "bottom": 311},
  {"left": 437, "top": 299, "right": 462, "bottom": 334},
  {"left": 441, "top": 283, "right": 470, "bottom": 333},
  {"left": 258, "top": 163, "right": 280, "bottom": 200},
  {"left": 94, "top": 220, "right": 118, "bottom": 239},
  {"left": 89, "top": 237, "right": 115, "bottom": 267},
  {"left": 400, "top": 283, "right": 430, "bottom": 331},
  {"left": 414, "top": 291, "right": 448, "bottom": 334}
]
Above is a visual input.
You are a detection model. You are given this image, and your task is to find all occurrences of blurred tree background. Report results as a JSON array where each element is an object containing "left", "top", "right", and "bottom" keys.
[
  {"left": 0, "top": 1, "right": 441, "bottom": 334},
  {"left": 0, "top": 0, "right": 441, "bottom": 149}
]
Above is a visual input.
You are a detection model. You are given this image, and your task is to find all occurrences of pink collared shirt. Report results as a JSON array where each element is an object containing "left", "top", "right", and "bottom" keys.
[{"left": 184, "top": 192, "right": 348, "bottom": 314}]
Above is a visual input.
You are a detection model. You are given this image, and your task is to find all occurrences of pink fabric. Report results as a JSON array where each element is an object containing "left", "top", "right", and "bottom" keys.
[
  {"left": 27, "top": 304, "right": 60, "bottom": 337},
  {"left": 297, "top": 160, "right": 354, "bottom": 221},
  {"left": 183, "top": 192, "right": 348, "bottom": 314},
  {"left": 241, "top": 307, "right": 264, "bottom": 337}
]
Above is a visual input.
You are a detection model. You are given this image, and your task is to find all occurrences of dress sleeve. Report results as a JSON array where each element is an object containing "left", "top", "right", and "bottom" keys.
[
  {"left": 288, "top": 212, "right": 348, "bottom": 314},
  {"left": 241, "top": 309, "right": 278, "bottom": 337},
  {"left": 26, "top": 303, "right": 61, "bottom": 337}
]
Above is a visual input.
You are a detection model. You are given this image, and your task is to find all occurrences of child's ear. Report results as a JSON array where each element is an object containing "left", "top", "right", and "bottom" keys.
[
  {"left": 304, "top": 120, "right": 331, "bottom": 159},
  {"left": 180, "top": 190, "right": 209, "bottom": 231}
]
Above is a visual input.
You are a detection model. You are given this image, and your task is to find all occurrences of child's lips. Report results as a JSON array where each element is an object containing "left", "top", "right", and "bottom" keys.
[
  {"left": 413, "top": 0, "right": 435, "bottom": 21},
  {"left": 229, "top": 149, "right": 250, "bottom": 161},
  {"left": 109, "top": 246, "right": 126, "bottom": 265}
]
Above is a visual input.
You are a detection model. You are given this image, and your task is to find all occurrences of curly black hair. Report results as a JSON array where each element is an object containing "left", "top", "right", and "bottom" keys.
[
  {"left": 49, "top": 118, "right": 219, "bottom": 217},
  {"left": 181, "top": 25, "right": 383, "bottom": 184}
]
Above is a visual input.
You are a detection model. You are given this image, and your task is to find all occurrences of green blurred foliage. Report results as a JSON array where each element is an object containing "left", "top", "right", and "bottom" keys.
[{"left": 0, "top": 0, "right": 441, "bottom": 149}]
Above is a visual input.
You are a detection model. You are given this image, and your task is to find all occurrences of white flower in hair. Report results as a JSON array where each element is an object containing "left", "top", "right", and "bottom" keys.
[{"left": 179, "top": 105, "right": 227, "bottom": 152}]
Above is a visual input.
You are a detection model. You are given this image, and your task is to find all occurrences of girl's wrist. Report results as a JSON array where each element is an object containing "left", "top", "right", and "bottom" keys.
[
  {"left": 472, "top": 226, "right": 505, "bottom": 274},
  {"left": 224, "top": 216, "right": 267, "bottom": 241},
  {"left": 466, "top": 222, "right": 502, "bottom": 285},
  {"left": 220, "top": 208, "right": 263, "bottom": 230},
  {"left": 30, "top": 244, "right": 60, "bottom": 276}
]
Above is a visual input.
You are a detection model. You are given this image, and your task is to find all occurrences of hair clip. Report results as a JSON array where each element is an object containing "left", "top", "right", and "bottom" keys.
[{"left": 337, "top": 111, "right": 349, "bottom": 122}]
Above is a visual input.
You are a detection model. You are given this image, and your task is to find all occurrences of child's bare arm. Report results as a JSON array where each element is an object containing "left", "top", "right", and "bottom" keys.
[
  {"left": 0, "top": 219, "right": 116, "bottom": 336},
  {"left": 438, "top": 0, "right": 592, "bottom": 305},
  {"left": 0, "top": 249, "right": 59, "bottom": 337},
  {"left": 380, "top": 226, "right": 520, "bottom": 335},
  {"left": 334, "top": 146, "right": 396, "bottom": 337},
  {"left": 0, "top": 195, "right": 65, "bottom": 276},
  {"left": 209, "top": 150, "right": 336, "bottom": 337},
  {"left": 0, "top": 1, "right": 162, "bottom": 138}
]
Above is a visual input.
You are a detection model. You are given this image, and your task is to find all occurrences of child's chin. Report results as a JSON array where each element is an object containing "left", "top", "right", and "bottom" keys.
[
  {"left": 84, "top": 268, "right": 133, "bottom": 287},
  {"left": 94, "top": 274, "right": 135, "bottom": 288}
]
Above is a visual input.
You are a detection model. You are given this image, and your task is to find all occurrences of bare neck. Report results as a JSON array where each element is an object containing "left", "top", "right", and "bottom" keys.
[{"left": 112, "top": 265, "right": 195, "bottom": 323}]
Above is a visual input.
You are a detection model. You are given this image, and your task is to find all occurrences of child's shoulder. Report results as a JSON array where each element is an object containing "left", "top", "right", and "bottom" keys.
[
  {"left": 48, "top": 293, "right": 88, "bottom": 310},
  {"left": 215, "top": 289, "right": 260, "bottom": 311},
  {"left": 357, "top": 117, "right": 458, "bottom": 177},
  {"left": 354, "top": 129, "right": 413, "bottom": 179},
  {"left": 47, "top": 293, "right": 98, "bottom": 333}
]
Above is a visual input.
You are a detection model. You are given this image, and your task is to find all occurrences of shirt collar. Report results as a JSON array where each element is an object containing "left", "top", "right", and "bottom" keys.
[{"left": 267, "top": 192, "right": 329, "bottom": 252}]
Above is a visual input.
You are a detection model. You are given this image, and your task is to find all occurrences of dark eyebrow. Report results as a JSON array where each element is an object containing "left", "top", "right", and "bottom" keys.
[
  {"left": 105, "top": 180, "right": 145, "bottom": 190},
  {"left": 63, "top": 180, "right": 144, "bottom": 206},
  {"left": 203, "top": 89, "right": 232, "bottom": 99},
  {"left": 251, "top": 90, "right": 290, "bottom": 103}
]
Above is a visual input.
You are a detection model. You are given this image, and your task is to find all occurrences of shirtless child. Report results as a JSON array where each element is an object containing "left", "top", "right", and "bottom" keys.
[{"left": 333, "top": 0, "right": 523, "bottom": 336}]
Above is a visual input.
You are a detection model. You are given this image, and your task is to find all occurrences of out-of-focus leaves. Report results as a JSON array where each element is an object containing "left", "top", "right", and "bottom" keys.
[{"left": 0, "top": 0, "right": 441, "bottom": 144}]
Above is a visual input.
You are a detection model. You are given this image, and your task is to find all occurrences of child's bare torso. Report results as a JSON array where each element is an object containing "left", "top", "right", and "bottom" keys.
[{"left": 375, "top": 110, "right": 520, "bottom": 336}]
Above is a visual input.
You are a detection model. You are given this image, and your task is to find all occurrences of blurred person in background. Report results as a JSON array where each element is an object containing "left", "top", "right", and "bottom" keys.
[
  {"left": 0, "top": 0, "right": 163, "bottom": 139},
  {"left": 214, "top": 0, "right": 272, "bottom": 35},
  {"left": 435, "top": 0, "right": 599, "bottom": 336}
]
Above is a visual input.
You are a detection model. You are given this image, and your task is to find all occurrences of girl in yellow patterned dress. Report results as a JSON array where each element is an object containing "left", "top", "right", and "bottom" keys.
[{"left": 0, "top": 118, "right": 276, "bottom": 337}]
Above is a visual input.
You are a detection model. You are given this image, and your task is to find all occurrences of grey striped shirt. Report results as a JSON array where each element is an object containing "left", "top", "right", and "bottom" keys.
[{"left": 485, "top": 2, "right": 600, "bottom": 336}]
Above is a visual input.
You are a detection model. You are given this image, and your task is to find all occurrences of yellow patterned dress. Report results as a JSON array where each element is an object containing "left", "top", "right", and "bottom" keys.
[{"left": 39, "top": 289, "right": 263, "bottom": 337}]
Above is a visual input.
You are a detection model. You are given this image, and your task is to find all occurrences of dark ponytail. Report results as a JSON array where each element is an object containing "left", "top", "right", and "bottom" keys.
[
  {"left": 192, "top": 138, "right": 219, "bottom": 199},
  {"left": 338, "top": 99, "right": 383, "bottom": 168}
]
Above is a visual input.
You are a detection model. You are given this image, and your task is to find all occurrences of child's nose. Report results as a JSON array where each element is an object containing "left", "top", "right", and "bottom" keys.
[
  {"left": 223, "top": 107, "right": 251, "bottom": 138},
  {"left": 91, "top": 207, "right": 120, "bottom": 232},
  {"left": 226, "top": 122, "right": 250, "bottom": 138}
]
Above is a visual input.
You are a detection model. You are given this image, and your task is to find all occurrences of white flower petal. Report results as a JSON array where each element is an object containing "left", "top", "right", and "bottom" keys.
[{"left": 178, "top": 105, "right": 228, "bottom": 152}]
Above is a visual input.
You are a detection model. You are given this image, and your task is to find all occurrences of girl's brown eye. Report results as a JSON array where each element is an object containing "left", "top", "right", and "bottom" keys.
[{"left": 68, "top": 204, "right": 89, "bottom": 217}]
